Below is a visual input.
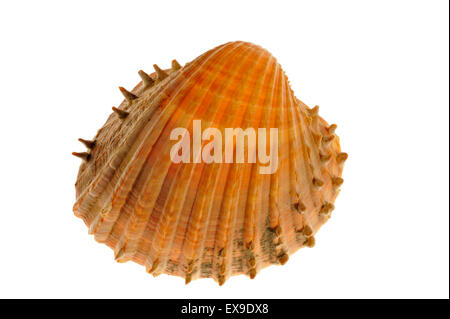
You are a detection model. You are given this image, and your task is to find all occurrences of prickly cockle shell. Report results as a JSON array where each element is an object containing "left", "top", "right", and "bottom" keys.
[{"left": 73, "top": 41, "right": 347, "bottom": 285}]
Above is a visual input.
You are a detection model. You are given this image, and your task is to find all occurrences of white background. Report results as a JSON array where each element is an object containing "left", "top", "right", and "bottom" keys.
[{"left": 0, "top": 0, "right": 448, "bottom": 299}]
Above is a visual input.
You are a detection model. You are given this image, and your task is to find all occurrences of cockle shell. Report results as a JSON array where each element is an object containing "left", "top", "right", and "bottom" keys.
[{"left": 73, "top": 41, "right": 347, "bottom": 285}]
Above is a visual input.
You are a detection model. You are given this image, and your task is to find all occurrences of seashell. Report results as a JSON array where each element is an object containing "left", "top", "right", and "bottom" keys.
[{"left": 73, "top": 41, "right": 347, "bottom": 285}]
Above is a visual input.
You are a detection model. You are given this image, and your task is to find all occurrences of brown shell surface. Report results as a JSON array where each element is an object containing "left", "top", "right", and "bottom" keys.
[{"left": 73, "top": 41, "right": 347, "bottom": 285}]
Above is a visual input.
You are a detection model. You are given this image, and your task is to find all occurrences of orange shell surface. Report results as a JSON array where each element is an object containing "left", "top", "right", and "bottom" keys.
[{"left": 73, "top": 41, "right": 347, "bottom": 285}]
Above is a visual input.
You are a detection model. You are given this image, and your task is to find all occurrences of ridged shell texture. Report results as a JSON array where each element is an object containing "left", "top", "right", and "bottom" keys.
[{"left": 73, "top": 41, "right": 347, "bottom": 285}]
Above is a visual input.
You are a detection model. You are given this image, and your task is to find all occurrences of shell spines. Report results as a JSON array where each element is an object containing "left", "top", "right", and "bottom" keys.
[
  {"left": 153, "top": 64, "right": 168, "bottom": 81},
  {"left": 138, "top": 70, "right": 154, "bottom": 88},
  {"left": 78, "top": 138, "right": 96, "bottom": 149},
  {"left": 119, "top": 86, "right": 138, "bottom": 103}
]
